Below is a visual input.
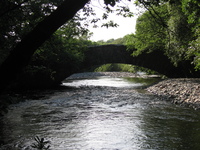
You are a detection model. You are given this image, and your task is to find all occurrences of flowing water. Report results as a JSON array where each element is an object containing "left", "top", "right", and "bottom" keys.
[{"left": 1, "top": 76, "right": 200, "bottom": 150}]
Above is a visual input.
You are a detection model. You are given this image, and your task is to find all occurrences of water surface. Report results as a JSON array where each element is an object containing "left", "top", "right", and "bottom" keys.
[{"left": 1, "top": 76, "right": 200, "bottom": 149}]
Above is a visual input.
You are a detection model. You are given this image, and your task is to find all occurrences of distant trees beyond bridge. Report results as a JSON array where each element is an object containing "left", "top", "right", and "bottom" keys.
[{"left": 83, "top": 45, "right": 200, "bottom": 78}]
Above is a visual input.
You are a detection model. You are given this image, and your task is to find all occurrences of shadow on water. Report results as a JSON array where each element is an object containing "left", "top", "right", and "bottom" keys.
[
  {"left": 124, "top": 77, "right": 162, "bottom": 88},
  {"left": 140, "top": 96, "right": 200, "bottom": 150},
  {"left": 1, "top": 75, "right": 200, "bottom": 149}
]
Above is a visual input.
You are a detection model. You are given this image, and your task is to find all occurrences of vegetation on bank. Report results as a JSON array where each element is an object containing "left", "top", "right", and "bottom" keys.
[
  {"left": 87, "top": 63, "right": 158, "bottom": 75},
  {"left": 126, "top": 0, "right": 200, "bottom": 71},
  {"left": 13, "top": 32, "right": 95, "bottom": 89},
  {"left": 0, "top": 0, "right": 199, "bottom": 90},
  {"left": 95, "top": 38, "right": 127, "bottom": 45},
  {"left": 97, "top": 0, "right": 200, "bottom": 71}
]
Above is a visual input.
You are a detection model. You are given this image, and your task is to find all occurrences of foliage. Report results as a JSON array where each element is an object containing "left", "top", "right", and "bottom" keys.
[
  {"left": 16, "top": 30, "right": 95, "bottom": 88},
  {"left": 186, "top": 28, "right": 200, "bottom": 70},
  {"left": 0, "top": 0, "right": 103, "bottom": 88},
  {"left": 0, "top": 0, "right": 65, "bottom": 64},
  {"left": 31, "top": 136, "right": 50, "bottom": 150},
  {"left": 0, "top": 0, "right": 199, "bottom": 90},
  {"left": 93, "top": 63, "right": 158, "bottom": 74},
  {"left": 125, "top": 0, "right": 200, "bottom": 69},
  {"left": 125, "top": 3, "right": 169, "bottom": 56},
  {"left": 101, "top": 20, "right": 119, "bottom": 28},
  {"left": 0, "top": 0, "right": 97, "bottom": 65},
  {"left": 0, "top": 0, "right": 134, "bottom": 65},
  {"left": 181, "top": 0, "right": 200, "bottom": 24},
  {"left": 96, "top": 37, "right": 127, "bottom": 45},
  {"left": 124, "top": 34, "right": 136, "bottom": 50},
  {"left": 94, "top": 63, "right": 136, "bottom": 72},
  {"left": 181, "top": 0, "right": 200, "bottom": 69},
  {"left": 166, "top": 1, "right": 193, "bottom": 66}
]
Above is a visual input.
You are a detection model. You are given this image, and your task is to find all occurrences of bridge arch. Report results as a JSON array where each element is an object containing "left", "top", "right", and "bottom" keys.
[{"left": 82, "top": 44, "right": 199, "bottom": 78}]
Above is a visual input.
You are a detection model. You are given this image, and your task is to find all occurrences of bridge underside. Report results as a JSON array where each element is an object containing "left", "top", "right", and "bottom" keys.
[{"left": 83, "top": 45, "right": 200, "bottom": 78}]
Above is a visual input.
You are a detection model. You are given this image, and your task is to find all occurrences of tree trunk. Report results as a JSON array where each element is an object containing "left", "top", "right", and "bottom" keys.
[{"left": 0, "top": 0, "right": 89, "bottom": 92}]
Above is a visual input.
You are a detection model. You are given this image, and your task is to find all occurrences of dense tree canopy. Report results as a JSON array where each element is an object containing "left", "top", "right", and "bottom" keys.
[
  {"left": 0, "top": 0, "right": 89, "bottom": 90},
  {"left": 128, "top": 3, "right": 168, "bottom": 54},
  {"left": 125, "top": 0, "right": 200, "bottom": 69},
  {"left": 0, "top": 0, "right": 135, "bottom": 91},
  {"left": 0, "top": 0, "right": 199, "bottom": 91}
]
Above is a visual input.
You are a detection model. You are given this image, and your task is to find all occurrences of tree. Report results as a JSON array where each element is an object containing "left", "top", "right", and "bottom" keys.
[
  {"left": 125, "top": 3, "right": 169, "bottom": 55},
  {"left": 0, "top": 0, "right": 66, "bottom": 64},
  {"left": 181, "top": 0, "right": 200, "bottom": 70},
  {"left": 16, "top": 30, "right": 93, "bottom": 89},
  {"left": 0, "top": 0, "right": 136, "bottom": 91},
  {"left": 0, "top": 0, "right": 90, "bottom": 91},
  {"left": 166, "top": 0, "right": 193, "bottom": 66},
  {"left": 1, "top": 0, "right": 199, "bottom": 91},
  {"left": 124, "top": 0, "right": 200, "bottom": 77}
]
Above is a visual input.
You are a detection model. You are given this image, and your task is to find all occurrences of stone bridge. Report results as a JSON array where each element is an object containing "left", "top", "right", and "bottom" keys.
[{"left": 83, "top": 44, "right": 200, "bottom": 78}]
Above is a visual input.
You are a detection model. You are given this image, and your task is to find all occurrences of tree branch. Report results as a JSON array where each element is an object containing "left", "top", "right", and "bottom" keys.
[
  {"left": 0, "top": 0, "right": 89, "bottom": 91},
  {"left": 0, "top": 0, "right": 29, "bottom": 18}
]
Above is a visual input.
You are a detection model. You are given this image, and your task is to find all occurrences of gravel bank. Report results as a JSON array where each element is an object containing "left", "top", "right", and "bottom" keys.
[
  {"left": 68, "top": 72, "right": 200, "bottom": 109},
  {"left": 67, "top": 72, "right": 159, "bottom": 79},
  {"left": 67, "top": 72, "right": 139, "bottom": 79},
  {"left": 147, "top": 78, "right": 200, "bottom": 110}
]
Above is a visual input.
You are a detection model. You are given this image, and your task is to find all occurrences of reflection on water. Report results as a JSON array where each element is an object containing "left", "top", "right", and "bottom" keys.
[
  {"left": 1, "top": 76, "right": 200, "bottom": 149},
  {"left": 125, "top": 77, "right": 161, "bottom": 86},
  {"left": 63, "top": 77, "right": 143, "bottom": 88},
  {"left": 63, "top": 76, "right": 160, "bottom": 88}
]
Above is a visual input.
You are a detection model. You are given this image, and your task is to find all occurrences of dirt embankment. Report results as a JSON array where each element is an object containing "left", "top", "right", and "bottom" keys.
[{"left": 147, "top": 78, "right": 200, "bottom": 110}]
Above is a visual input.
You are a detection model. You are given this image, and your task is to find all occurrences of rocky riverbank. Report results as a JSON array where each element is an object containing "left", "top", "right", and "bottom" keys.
[
  {"left": 66, "top": 72, "right": 159, "bottom": 79},
  {"left": 147, "top": 78, "right": 200, "bottom": 110},
  {"left": 1, "top": 72, "right": 199, "bottom": 116},
  {"left": 66, "top": 72, "right": 139, "bottom": 79},
  {"left": 68, "top": 72, "right": 200, "bottom": 110}
]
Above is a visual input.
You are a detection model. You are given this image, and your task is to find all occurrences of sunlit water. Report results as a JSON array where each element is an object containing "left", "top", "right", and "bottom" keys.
[
  {"left": 1, "top": 76, "right": 200, "bottom": 150},
  {"left": 63, "top": 77, "right": 143, "bottom": 88}
]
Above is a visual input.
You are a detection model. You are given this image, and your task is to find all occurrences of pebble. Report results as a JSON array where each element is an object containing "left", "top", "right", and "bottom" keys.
[
  {"left": 147, "top": 78, "right": 200, "bottom": 110},
  {"left": 67, "top": 72, "right": 161, "bottom": 79},
  {"left": 67, "top": 72, "right": 200, "bottom": 110}
]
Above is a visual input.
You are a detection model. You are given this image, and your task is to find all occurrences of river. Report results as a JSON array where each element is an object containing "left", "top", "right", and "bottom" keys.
[{"left": 1, "top": 75, "right": 200, "bottom": 150}]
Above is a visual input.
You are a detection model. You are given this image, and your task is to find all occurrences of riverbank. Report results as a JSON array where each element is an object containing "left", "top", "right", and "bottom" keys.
[
  {"left": 2, "top": 73, "right": 200, "bottom": 149},
  {"left": 66, "top": 72, "right": 159, "bottom": 79},
  {"left": 147, "top": 78, "right": 200, "bottom": 110},
  {"left": 68, "top": 72, "right": 200, "bottom": 110},
  {"left": 1, "top": 72, "right": 200, "bottom": 116}
]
